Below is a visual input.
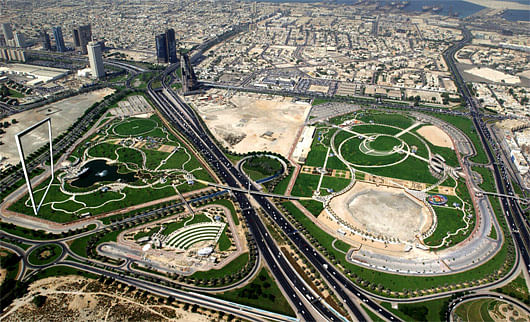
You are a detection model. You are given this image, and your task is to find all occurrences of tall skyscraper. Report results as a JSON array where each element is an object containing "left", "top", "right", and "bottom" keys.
[
  {"left": 180, "top": 53, "right": 197, "bottom": 93},
  {"left": 87, "top": 41, "right": 105, "bottom": 78},
  {"left": 165, "top": 28, "right": 177, "bottom": 63},
  {"left": 1, "top": 23, "right": 13, "bottom": 42},
  {"left": 40, "top": 30, "right": 52, "bottom": 50},
  {"left": 73, "top": 24, "right": 92, "bottom": 54},
  {"left": 155, "top": 29, "right": 177, "bottom": 64},
  {"left": 52, "top": 26, "right": 66, "bottom": 52},
  {"left": 13, "top": 32, "right": 26, "bottom": 48},
  {"left": 155, "top": 33, "right": 167, "bottom": 63}
]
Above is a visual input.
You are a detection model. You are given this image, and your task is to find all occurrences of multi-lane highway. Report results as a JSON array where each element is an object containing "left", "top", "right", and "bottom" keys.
[
  {"left": 443, "top": 27, "right": 530, "bottom": 273},
  {"left": 147, "top": 66, "right": 404, "bottom": 321}
]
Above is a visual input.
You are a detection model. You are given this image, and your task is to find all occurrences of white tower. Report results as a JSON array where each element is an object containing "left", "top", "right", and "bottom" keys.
[{"left": 87, "top": 41, "right": 105, "bottom": 79}]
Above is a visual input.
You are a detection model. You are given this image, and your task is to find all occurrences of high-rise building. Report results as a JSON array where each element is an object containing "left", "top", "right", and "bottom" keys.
[
  {"left": 1, "top": 23, "right": 13, "bottom": 42},
  {"left": 155, "top": 29, "right": 178, "bottom": 64},
  {"left": 73, "top": 24, "right": 92, "bottom": 54},
  {"left": 13, "top": 32, "right": 26, "bottom": 48},
  {"left": 40, "top": 30, "right": 52, "bottom": 51},
  {"left": 52, "top": 26, "right": 66, "bottom": 52},
  {"left": 165, "top": 28, "right": 177, "bottom": 63},
  {"left": 87, "top": 41, "right": 105, "bottom": 78},
  {"left": 155, "top": 33, "right": 167, "bottom": 63},
  {"left": 180, "top": 53, "right": 197, "bottom": 93}
]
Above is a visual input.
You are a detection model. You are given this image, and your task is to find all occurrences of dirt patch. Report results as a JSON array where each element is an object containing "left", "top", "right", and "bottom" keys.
[
  {"left": 329, "top": 181, "right": 433, "bottom": 243},
  {"left": 188, "top": 90, "right": 310, "bottom": 157},
  {"left": 417, "top": 125, "right": 454, "bottom": 149},
  {"left": 0, "top": 88, "right": 115, "bottom": 166},
  {"left": 2, "top": 276, "right": 212, "bottom": 322},
  {"left": 157, "top": 145, "right": 176, "bottom": 153}
]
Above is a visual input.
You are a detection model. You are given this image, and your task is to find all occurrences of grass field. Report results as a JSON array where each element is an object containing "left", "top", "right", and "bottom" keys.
[
  {"left": 356, "top": 111, "right": 414, "bottom": 129},
  {"left": 291, "top": 173, "right": 350, "bottom": 197},
  {"left": 214, "top": 267, "right": 295, "bottom": 317},
  {"left": 381, "top": 297, "right": 449, "bottom": 322},
  {"left": 423, "top": 207, "right": 469, "bottom": 247},
  {"left": 454, "top": 299, "right": 496, "bottom": 322},
  {"left": 27, "top": 244, "right": 62, "bottom": 266},
  {"left": 242, "top": 156, "right": 283, "bottom": 181},
  {"left": 495, "top": 273, "right": 529, "bottom": 305},
  {"left": 371, "top": 135, "right": 402, "bottom": 151},
  {"left": 113, "top": 118, "right": 157, "bottom": 136},
  {"left": 8, "top": 88, "right": 24, "bottom": 98}
]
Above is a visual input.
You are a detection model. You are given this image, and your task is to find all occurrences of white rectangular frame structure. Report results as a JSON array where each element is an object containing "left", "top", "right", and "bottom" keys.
[{"left": 15, "top": 117, "right": 54, "bottom": 216}]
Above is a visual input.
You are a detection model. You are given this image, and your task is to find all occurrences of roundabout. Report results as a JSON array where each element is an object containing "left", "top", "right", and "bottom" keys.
[{"left": 27, "top": 244, "right": 63, "bottom": 266}]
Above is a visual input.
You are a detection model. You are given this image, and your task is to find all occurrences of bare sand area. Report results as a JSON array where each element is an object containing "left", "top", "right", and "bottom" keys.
[
  {"left": 464, "top": 67, "right": 520, "bottom": 84},
  {"left": 0, "top": 88, "right": 115, "bottom": 166},
  {"left": 2, "top": 276, "right": 211, "bottom": 322},
  {"left": 191, "top": 91, "right": 310, "bottom": 157},
  {"left": 463, "top": 0, "right": 530, "bottom": 10},
  {"left": 328, "top": 181, "right": 433, "bottom": 242},
  {"left": 417, "top": 125, "right": 454, "bottom": 149}
]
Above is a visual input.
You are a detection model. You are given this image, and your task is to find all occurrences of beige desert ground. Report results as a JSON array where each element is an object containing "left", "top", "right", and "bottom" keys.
[
  {"left": 464, "top": 67, "right": 520, "bottom": 84},
  {"left": 2, "top": 276, "right": 213, "bottom": 322},
  {"left": 417, "top": 125, "right": 454, "bottom": 149},
  {"left": 328, "top": 181, "right": 433, "bottom": 243},
  {"left": 190, "top": 91, "right": 310, "bottom": 157},
  {"left": 0, "top": 88, "right": 115, "bottom": 166}
]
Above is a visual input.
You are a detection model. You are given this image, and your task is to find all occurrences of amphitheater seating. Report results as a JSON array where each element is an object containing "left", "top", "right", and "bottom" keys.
[{"left": 163, "top": 222, "right": 225, "bottom": 250}]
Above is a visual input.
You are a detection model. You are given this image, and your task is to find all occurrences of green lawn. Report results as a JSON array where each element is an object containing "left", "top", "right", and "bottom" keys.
[
  {"left": 299, "top": 199, "right": 324, "bottom": 216},
  {"left": 424, "top": 207, "right": 470, "bottom": 247},
  {"left": 473, "top": 166, "right": 496, "bottom": 193},
  {"left": 28, "top": 265, "right": 98, "bottom": 282},
  {"left": 494, "top": 273, "right": 529, "bottom": 305},
  {"left": 207, "top": 199, "right": 239, "bottom": 225},
  {"left": 8, "top": 88, "right": 24, "bottom": 98},
  {"left": 117, "top": 147, "right": 143, "bottom": 168},
  {"left": 356, "top": 111, "right": 414, "bottom": 129},
  {"left": 27, "top": 244, "right": 62, "bottom": 266},
  {"left": 371, "top": 135, "right": 402, "bottom": 151},
  {"left": 214, "top": 267, "right": 295, "bottom": 317},
  {"left": 114, "top": 118, "right": 157, "bottom": 136},
  {"left": 218, "top": 226, "right": 232, "bottom": 251},
  {"left": 454, "top": 299, "right": 495, "bottom": 322},
  {"left": 381, "top": 297, "right": 449, "bottom": 322},
  {"left": 272, "top": 168, "right": 294, "bottom": 195},
  {"left": 242, "top": 156, "right": 283, "bottom": 181}
]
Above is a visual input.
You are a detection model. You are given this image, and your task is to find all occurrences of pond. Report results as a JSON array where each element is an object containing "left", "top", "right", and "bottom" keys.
[{"left": 71, "top": 159, "right": 136, "bottom": 188}]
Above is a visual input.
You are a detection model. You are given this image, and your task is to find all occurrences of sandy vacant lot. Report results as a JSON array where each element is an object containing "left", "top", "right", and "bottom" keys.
[
  {"left": 2, "top": 276, "right": 211, "bottom": 322},
  {"left": 417, "top": 125, "right": 454, "bottom": 149},
  {"left": 0, "top": 88, "right": 115, "bottom": 166},
  {"left": 464, "top": 67, "right": 520, "bottom": 84},
  {"left": 192, "top": 92, "right": 310, "bottom": 157},
  {"left": 329, "top": 181, "right": 432, "bottom": 242}
]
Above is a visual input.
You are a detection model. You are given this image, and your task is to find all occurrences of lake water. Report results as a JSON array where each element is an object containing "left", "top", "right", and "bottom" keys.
[
  {"left": 71, "top": 159, "right": 136, "bottom": 188},
  {"left": 502, "top": 9, "right": 530, "bottom": 21},
  {"left": 253, "top": 0, "right": 486, "bottom": 18}
]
